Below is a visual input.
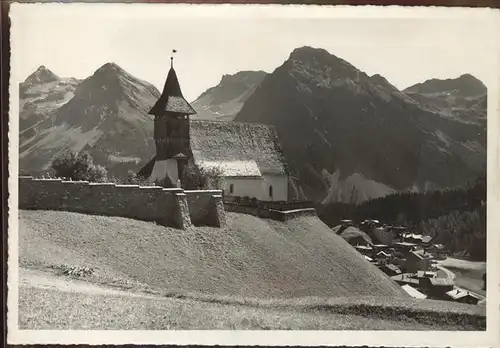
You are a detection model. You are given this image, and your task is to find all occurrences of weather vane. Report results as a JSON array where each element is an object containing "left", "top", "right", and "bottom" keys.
[{"left": 171, "top": 49, "right": 177, "bottom": 68}]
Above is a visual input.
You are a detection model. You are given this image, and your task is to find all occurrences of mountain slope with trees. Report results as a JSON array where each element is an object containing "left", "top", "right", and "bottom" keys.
[{"left": 318, "top": 175, "right": 486, "bottom": 260}]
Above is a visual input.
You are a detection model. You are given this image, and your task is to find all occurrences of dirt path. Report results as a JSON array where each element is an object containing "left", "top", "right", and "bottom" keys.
[
  {"left": 436, "top": 264, "right": 456, "bottom": 280},
  {"left": 19, "top": 268, "right": 162, "bottom": 301},
  {"left": 435, "top": 259, "right": 486, "bottom": 299}
]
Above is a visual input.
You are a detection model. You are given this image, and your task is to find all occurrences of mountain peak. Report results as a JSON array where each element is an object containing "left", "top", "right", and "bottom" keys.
[
  {"left": 289, "top": 46, "right": 331, "bottom": 59},
  {"left": 219, "top": 70, "right": 267, "bottom": 85},
  {"left": 370, "top": 74, "right": 390, "bottom": 85},
  {"left": 404, "top": 73, "right": 486, "bottom": 97},
  {"left": 288, "top": 46, "right": 355, "bottom": 68},
  {"left": 85, "top": 62, "right": 137, "bottom": 90},
  {"left": 286, "top": 46, "right": 363, "bottom": 82},
  {"left": 457, "top": 73, "right": 483, "bottom": 84},
  {"left": 370, "top": 73, "right": 386, "bottom": 81},
  {"left": 370, "top": 74, "right": 402, "bottom": 93},
  {"left": 94, "top": 62, "right": 126, "bottom": 76},
  {"left": 24, "top": 65, "right": 59, "bottom": 85},
  {"left": 289, "top": 46, "right": 339, "bottom": 66},
  {"left": 75, "top": 62, "right": 160, "bottom": 102}
]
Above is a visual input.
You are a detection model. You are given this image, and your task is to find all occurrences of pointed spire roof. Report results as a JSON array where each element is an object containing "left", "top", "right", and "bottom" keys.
[{"left": 149, "top": 66, "right": 196, "bottom": 116}]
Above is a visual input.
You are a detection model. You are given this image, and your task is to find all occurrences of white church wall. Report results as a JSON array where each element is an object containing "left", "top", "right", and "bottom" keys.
[
  {"left": 222, "top": 177, "right": 263, "bottom": 200},
  {"left": 262, "top": 174, "right": 288, "bottom": 202},
  {"left": 221, "top": 175, "right": 289, "bottom": 202}
]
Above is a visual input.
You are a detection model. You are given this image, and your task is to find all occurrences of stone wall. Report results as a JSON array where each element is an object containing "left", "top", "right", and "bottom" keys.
[
  {"left": 18, "top": 176, "right": 225, "bottom": 229},
  {"left": 185, "top": 190, "right": 226, "bottom": 226},
  {"left": 224, "top": 201, "right": 317, "bottom": 222},
  {"left": 223, "top": 196, "right": 314, "bottom": 211}
]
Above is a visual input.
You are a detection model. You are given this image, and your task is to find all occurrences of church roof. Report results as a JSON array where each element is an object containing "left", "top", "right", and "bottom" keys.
[
  {"left": 149, "top": 67, "right": 196, "bottom": 116},
  {"left": 197, "top": 160, "right": 262, "bottom": 177},
  {"left": 137, "top": 120, "right": 289, "bottom": 179},
  {"left": 189, "top": 120, "right": 288, "bottom": 176}
]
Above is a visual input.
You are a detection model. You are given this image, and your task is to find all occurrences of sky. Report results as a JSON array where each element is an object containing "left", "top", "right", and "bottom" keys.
[{"left": 10, "top": 4, "right": 500, "bottom": 102}]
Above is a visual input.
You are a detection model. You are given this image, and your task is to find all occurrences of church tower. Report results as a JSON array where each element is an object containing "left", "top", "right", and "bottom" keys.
[{"left": 147, "top": 51, "right": 196, "bottom": 187}]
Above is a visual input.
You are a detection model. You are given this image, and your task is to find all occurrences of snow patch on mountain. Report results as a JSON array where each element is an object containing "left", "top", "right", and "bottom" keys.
[{"left": 321, "top": 170, "right": 396, "bottom": 205}]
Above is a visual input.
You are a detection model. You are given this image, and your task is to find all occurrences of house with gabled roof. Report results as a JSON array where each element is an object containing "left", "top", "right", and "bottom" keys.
[
  {"left": 138, "top": 55, "right": 291, "bottom": 202},
  {"left": 380, "top": 263, "right": 402, "bottom": 277},
  {"left": 445, "top": 288, "right": 482, "bottom": 305},
  {"left": 405, "top": 249, "right": 434, "bottom": 273},
  {"left": 401, "top": 284, "right": 427, "bottom": 300}
]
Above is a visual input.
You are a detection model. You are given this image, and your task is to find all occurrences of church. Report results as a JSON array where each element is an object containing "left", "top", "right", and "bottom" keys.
[{"left": 138, "top": 56, "right": 291, "bottom": 202}]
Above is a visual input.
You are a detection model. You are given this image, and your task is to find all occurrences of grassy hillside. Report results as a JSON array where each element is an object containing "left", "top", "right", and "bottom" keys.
[
  {"left": 19, "top": 210, "right": 406, "bottom": 298},
  {"left": 19, "top": 283, "right": 484, "bottom": 330}
]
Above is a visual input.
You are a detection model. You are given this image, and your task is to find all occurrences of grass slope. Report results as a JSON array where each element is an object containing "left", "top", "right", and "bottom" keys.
[
  {"left": 20, "top": 210, "right": 406, "bottom": 299},
  {"left": 19, "top": 284, "right": 483, "bottom": 330}
]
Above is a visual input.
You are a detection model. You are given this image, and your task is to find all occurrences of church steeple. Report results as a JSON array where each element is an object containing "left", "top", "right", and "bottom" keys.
[
  {"left": 143, "top": 50, "right": 196, "bottom": 188},
  {"left": 148, "top": 50, "right": 196, "bottom": 116}
]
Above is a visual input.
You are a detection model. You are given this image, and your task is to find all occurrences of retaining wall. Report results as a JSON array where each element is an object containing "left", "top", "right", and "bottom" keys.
[
  {"left": 224, "top": 201, "right": 317, "bottom": 222},
  {"left": 185, "top": 190, "right": 226, "bottom": 226},
  {"left": 18, "top": 176, "right": 225, "bottom": 229},
  {"left": 223, "top": 196, "right": 314, "bottom": 211}
]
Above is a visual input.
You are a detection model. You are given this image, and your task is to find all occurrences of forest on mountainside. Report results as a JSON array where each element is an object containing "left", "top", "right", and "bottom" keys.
[
  {"left": 415, "top": 206, "right": 486, "bottom": 260},
  {"left": 318, "top": 175, "right": 486, "bottom": 260}
]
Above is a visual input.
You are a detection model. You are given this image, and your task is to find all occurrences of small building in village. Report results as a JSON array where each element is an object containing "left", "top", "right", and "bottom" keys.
[
  {"left": 381, "top": 263, "right": 402, "bottom": 277},
  {"left": 391, "top": 273, "right": 420, "bottom": 287},
  {"left": 405, "top": 249, "right": 434, "bottom": 273},
  {"left": 354, "top": 245, "right": 373, "bottom": 257},
  {"left": 393, "top": 241, "right": 418, "bottom": 254},
  {"left": 403, "top": 233, "right": 433, "bottom": 246},
  {"left": 416, "top": 270, "right": 437, "bottom": 279},
  {"left": 375, "top": 250, "right": 391, "bottom": 263},
  {"left": 138, "top": 56, "right": 291, "bottom": 202},
  {"left": 422, "top": 278, "right": 455, "bottom": 300},
  {"left": 401, "top": 284, "right": 427, "bottom": 300},
  {"left": 445, "top": 288, "right": 482, "bottom": 305},
  {"left": 426, "top": 243, "right": 447, "bottom": 260}
]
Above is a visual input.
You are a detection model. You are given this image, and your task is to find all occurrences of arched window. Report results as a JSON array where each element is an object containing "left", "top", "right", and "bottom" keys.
[
  {"left": 269, "top": 185, "right": 273, "bottom": 198},
  {"left": 229, "top": 184, "right": 234, "bottom": 194}
]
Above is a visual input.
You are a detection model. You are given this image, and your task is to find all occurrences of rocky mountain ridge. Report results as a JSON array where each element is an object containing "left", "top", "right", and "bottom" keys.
[
  {"left": 191, "top": 70, "right": 267, "bottom": 121},
  {"left": 403, "top": 74, "right": 487, "bottom": 125},
  {"left": 19, "top": 63, "right": 160, "bottom": 178},
  {"left": 234, "top": 46, "right": 486, "bottom": 203}
]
